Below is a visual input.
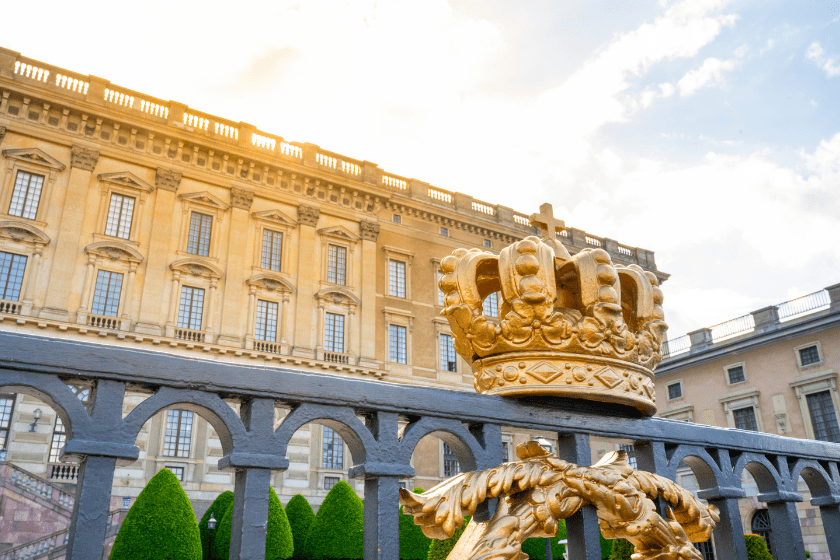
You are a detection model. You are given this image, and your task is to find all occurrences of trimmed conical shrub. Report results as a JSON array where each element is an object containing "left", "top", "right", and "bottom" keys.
[
  {"left": 744, "top": 534, "right": 773, "bottom": 560},
  {"left": 608, "top": 538, "right": 634, "bottom": 560},
  {"left": 109, "top": 468, "right": 201, "bottom": 560},
  {"left": 399, "top": 488, "right": 432, "bottom": 560},
  {"left": 301, "top": 480, "right": 365, "bottom": 559},
  {"left": 212, "top": 488, "right": 293, "bottom": 560},
  {"left": 199, "top": 491, "right": 234, "bottom": 559},
  {"left": 285, "top": 494, "right": 316, "bottom": 558},
  {"left": 521, "top": 519, "right": 567, "bottom": 560},
  {"left": 427, "top": 515, "right": 471, "bottom": 560}
]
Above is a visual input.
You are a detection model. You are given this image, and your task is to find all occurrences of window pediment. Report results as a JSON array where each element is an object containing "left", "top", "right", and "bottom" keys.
[
  {"left": 178, "top": 191, "right": 230, "bottom": 211},
  {"left": 2, "top": 148, "right": 66, "bottom": 171},
  {"left": 318, "top": 225, "right": 359, "bottom": 243},
  {"left": 315, "top": 287, "right": 360, "bottom": 308},
  {"left": 98, "top": 172, "right": 154, "bottom": 193},
  {"left": 247, "top": 273, "right": 294, "bottom": 293},
  {"left": 170, "top": 258, "right": 223, "bottom": 279},
  {"left": 252, "top": 209, "right": 298, "bottom": 228},
  {"left": 0, "top": 220, "right": 50, "bottom": 245},
  {"left": 85, "top": 241, "right": 143, "bottom": 263}
]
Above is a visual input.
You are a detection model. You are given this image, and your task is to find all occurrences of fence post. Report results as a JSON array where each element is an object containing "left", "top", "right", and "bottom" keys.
[
  {"left": 65, "top": 455, "right": 118, "bottom": 560},
  {"left": 761, "top": 494, "right": 806, "bottom": 559},
  {"left": 813, "top": 499, "right": 840, "bottom": 559},
  {"left": 556, "top": 433, "right": 601, "bottom": 560}
]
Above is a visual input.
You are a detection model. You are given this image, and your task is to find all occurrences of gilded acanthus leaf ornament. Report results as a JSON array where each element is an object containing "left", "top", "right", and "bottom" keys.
[{"left": 399, "top": 442, "right": 718, "bottom": 560}]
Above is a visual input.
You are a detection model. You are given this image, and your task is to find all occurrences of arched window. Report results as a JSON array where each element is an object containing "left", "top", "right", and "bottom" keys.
[{"left": 751, "top": 509, "right": 772, "bottom": 555}]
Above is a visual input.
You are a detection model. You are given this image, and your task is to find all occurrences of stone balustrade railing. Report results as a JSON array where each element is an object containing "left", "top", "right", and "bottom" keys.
[
  {"left": 1, "top": 461, "right": 75, "bottom": 513},
  {"left": 0, "top": 529, "right": 68, "bottom": 560},
  {"left": 0, "top": 47, "right": 658, "bottom": 270}
]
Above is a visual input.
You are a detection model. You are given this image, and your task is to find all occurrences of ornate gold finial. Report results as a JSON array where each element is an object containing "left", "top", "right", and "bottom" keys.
[
  {"left": 438, "top": 205, "right": 667, "bottom": 415},
  {"left": 400, "top": 442, "right": 719, "bottom": 560}
]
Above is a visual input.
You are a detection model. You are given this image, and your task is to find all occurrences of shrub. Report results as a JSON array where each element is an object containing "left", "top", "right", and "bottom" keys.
[
  {"left": 211, "top": 488, "right": 294, "bottom": 560},
  {"left": 427, "top": 516, "right": 470, "bottom": 560},
  {"left": 199, "top": 491, "right": 234, "bottom": 559},
  {"left": 285, "top": 494, "right": 316, "bottom": 558},
  {"left": 744, "top": 534, "right": 773, "bottom": 560},
  {"left": 521, "top": 520, "right": 567, "bottom": 560},
  {"left": 607, "top": 538, "right": 634, "bottom": 560},
  {"left": 302, "top": 480, "right": 365, "bottom": 559},
  {"left": 109, "top": 468, "right": 202, "bottom": 560},
  {"left": 400, "top": 488, "right": 432, "bottom": 560}
]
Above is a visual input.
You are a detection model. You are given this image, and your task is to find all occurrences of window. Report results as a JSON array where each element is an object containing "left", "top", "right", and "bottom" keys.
[
  {"left": 389, "top": 324, "right": 407, "bottom": 364},
  {"left": 393, "top": 214, "right": 401, "bottom": 224},
  {"left": 177, "top": 286, "right": 205, "bottom": 330},
  {"left": 437, "top": 271, "right": 445, "bottom": 306},
  {"left": 502, "top": 441, "right": 510, "bottom": 462},
  {"left": 733, "top": 407, "right": 758, "bottom": 431},
  {"left": 751, "top": 510, "right": 772, "bottom": 556},
  {"left": 440, "top": 334, "right": 457, "bottom": 372},
  {"left": 483, "top": 292, "right": 499, "bottom": 318},
  {"left": 324, "top": 476, "right": 339, "bottom": 490},
  {"left": 8, "top": 171, "right": 44, "bottom": 220},
  {"left": 0, "top": 252, "right": 27, "bottom": 302},
  {"left": 443, "top": 443, "right": 460, "bottom": 477},
  {"left": 694, "top": 541, "right": 715, "bottom": 560},
  {"left": 727, "top": 365, "right": 745, "bottom": 384},
  {"left": 0, "top": 394, "right": 15, "bottom": 449},
  {"left": 255, "top": 300, "right": 278, "bottom": 342},
  {"left": 186, "top": 212, "right": 212, "bottom": 256},
  {"left": 483, "top": 239, "right": 491, "bottom": 248},
  {"left": 327, "top": 244, "right": 347, "bottom": 285},
  {"left": 104, "top": 193, "right": 135, "bottom": 239},
  {"left": 163, "top": 410, "right": 193, "bottom": 457},
  {"left": 261, "top": 230, "right": 283, "bottom": 271},
  {"left": 389, "top": 260, "right": 406, "bottom": 298},
  {"left": 667, "top": 382, "right": 682, "bottom": 400},
  {"left": 799, "top": 345, "right": 821, "bottom": 366},
  {"left": 49, "top": 417, "right": 67, "bottom": 463},
  {"left": 91, "top": 270, "right": 123, "bottom": 317},
  {"left": 324, "top": 313, "right": 345, "bottom": 353},
  {"left": 807, "top": 390, "right": 840, "bottom": 443},
  {"left": 619, "top": 444, "right": 638, "bottom": 469},
  {"left": 166, "top": 466, "right": 185, "bottom": 482},
  {"left": 322, "top": 426, "right": 344, "bottom": 469},
  {"left": 440, "top": 227, "right": 448, "bottom": 236}
]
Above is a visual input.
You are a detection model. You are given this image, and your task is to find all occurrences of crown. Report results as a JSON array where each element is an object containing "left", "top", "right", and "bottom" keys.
[{"left": 438, "top": 211, "right": 667, "bottom": 415}]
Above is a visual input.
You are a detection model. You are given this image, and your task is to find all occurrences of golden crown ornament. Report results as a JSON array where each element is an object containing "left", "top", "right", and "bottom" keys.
[{"left": 438, "top": 204, "right": 667, "bottom": 416}]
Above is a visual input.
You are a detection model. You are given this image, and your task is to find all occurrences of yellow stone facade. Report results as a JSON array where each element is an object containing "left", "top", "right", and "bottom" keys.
[{"left": 0, "top": 48, "right": 664, "bottom": 510}]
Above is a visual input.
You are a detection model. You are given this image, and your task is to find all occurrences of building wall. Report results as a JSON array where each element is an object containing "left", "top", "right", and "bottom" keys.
[{"left": 0, "top": 48, "right": 662, "bottom": 511}]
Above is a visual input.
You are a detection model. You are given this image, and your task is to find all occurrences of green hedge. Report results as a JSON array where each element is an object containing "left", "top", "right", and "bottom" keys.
[
  {"left": 427, "top": 516, "right": 470, "bottom": 560},
  {"left": 521, "top": 520, "right": 566, "bottom": 560},
  {"left": 399, "top": 488, "right": 431, "bottom": 560},
  {"left": 745, "top": 534, "right": 773, "bottom": 560},
  {"left": 285, "top": 494, "right": 316, "bottom": 558},
  {"left": 199, "top": 491, "right": 234, "bottom": 559},
  {"left": 302, "top": 480, "right": 365, "bottom": 559},
  {"left": 211, "top": 488, "right": 293, "bottom": 560},
  {"left": 110, "top": 468, "right": 202, "bottom": 560},
  {"left": 607, "top": 538, "right": 634, "bottom": 560}
]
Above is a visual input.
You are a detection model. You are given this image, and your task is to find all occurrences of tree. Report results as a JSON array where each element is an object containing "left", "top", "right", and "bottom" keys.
[
  {"left": 521, "top": 520, "right": 566, "bottom": 560},
  {"left": 427, "top": 516, "right": 470, "bottom": 560},
  {"left": 109, "top": 468, "right": 202, "bottom": 560},
  {"left": 285, "top": 494, "right": 316, "bottom": 558},
  {"left": 199, "top": 491, "right": 234, "bottom": 559},
  {"left": 301, "top": 480, "right": 365, "bottom": 559},
  {"left": 211, "top": 488, "right": 293, "bottom": 560},
  {"left": 607, "top": 538, "right": 634, "bottom": 560},
  {"left": 399, "top": 488, "right": 432, "bottom": 560},
  {"left": 744, "top": 534, "right": 773, "bottom": 560}
]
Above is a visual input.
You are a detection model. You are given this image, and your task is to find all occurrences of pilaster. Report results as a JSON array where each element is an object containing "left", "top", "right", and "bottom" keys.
[
  {"left": 40, "top": 146, "right": 99, "bottom": 320},
  {"left": 359, "top": 220, "right": 379, "bottom": 367},
  {"left": 291, "top": 205, "right": 320, "bottom": 358},
  {"left": 218, "top": 188, "right": 253, "bottom": 347}
]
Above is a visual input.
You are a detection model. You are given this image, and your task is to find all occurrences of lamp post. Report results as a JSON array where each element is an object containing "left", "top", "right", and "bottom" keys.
[
  {"left": 534, "top": 437, "right": 554, "bottom": 560},
  {"left": 0, "top": 448, "right": 7, "bottom": 461},
  {"left": 207, "top": 512, "right": 217, "bottom": 560},
  {"left": 29, "top": 408, "right": 42, "bottom": 432}
]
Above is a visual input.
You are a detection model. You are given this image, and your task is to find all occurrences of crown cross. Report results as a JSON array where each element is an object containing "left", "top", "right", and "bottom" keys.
[{"left": 529, "top": 203, "right": 565, "bottom": 240}]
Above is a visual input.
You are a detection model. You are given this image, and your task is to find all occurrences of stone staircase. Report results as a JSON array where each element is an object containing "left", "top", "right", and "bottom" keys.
[{"left": 0, "top": 462, "right": 129, "bottom": 560}]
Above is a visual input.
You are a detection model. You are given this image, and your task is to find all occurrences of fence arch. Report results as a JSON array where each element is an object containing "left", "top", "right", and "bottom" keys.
[
  {"left": 733, "top": 452, "right": 785, "bottom": 494},
  {"left": 0, "top": 370, "right": 91, "bottom": 440},
  {"left": 665, "top": 445, "right": 722, "bottom": 491},
  {"left": 398, "top": 417, "right": 486, "bottom": 472},
  {"left": 274, "top": 403, "right": 375, "bottom": 464},
  {"left": 790, "top": 458, "right": 836, "bottom": 500}
]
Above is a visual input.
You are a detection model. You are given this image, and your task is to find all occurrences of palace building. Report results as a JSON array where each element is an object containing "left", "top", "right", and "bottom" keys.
[{"left": 0, "top": 46, "right": 665, "bottom": 525}]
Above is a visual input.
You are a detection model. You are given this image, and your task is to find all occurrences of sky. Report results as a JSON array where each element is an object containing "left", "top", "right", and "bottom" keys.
[{"left": 2, "top": 0, "right": 839, "bottom": 339}]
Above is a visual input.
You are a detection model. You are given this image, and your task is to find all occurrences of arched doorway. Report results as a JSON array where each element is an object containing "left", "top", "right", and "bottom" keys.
[{"left": 751, "top": 509, "right": 772, "bottom": 555}]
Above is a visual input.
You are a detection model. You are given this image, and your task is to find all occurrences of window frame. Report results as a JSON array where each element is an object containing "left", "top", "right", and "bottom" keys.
[
  {"left": 791, "top": 371, "right": 840, "bottom": 442},
  {"left": 321, "top": 425, "right": 345, "bottom": 470},
  {"left": 388, "top": 258, "right": 407, "bottom": 298},
  {"left": 483, "top": 292, "right": 499, "bottom": 318},
  {"left": 439, "top": 332, "right": 457, "bottom": 373},
  {"left": 389, "top": 324, "right": 408, "bottom": 365},
  {"left": 0, "top": 250, "right": 28, "bottom": 302},
  {"left": 186, "top": 211, "right": 213, "bottom": 257},
  {"left": 795, "top": 341, "right": 823, "bottom": 369},
  {"left": 383, "top": 246, "right": 413, "bottom": 300},
  {"left": 7, "top": 170, "right": 46, "bottom": 221},
  {"left": 94, "top": 172, "right": 154, "bottom": 245},
  {"left": 89, "top": 269, "right": 124, "bottom": 318},
  {"left": 162, "top": 409, "right": 194, "bottom": 458},
  {"left": 103, "top": 192, "right": 136, "bottom": 240},
  {"left": 317, "top": 226, "right": 359, "bottom": 290},
  {"left": 254, "top": 299, "right": 280, "bottom": 343},
  {"left": 177, "top": 285, "right": 206, "bottom": 331},
  {"left": 260, "top": 228, "right": 284, "bottom": 272},
  {"left": 666, "top": 380, "right": 683, "bottom": 401},
  {"left": 1, "top": 149, "right": 64, "bottom": 225},
  {"left": 442, "top": 442, "right": 461, "bottom": 477},
  {"left": 720, "top": 388, "right": 764, "bottom": 432},
  {"left": 324, "top": 311, "right": 346, "bottom": 354},
  {"left": 251, "top": 209, "right": 298, "bottom": 274},
  {"left": 177, "top": 191, "right": 229, "bottom": 260},
  {"left": 724, "top": 362, "right": 747, "bottom": 386},
  {"left": 327, "top": 243, "right": 349, "bottom": 286},
  {"left": 0, "top": 393, "right": 17, "bottom": 450},
  {"left": 805, "top": 390, "right": 840, "bottom": 443}
]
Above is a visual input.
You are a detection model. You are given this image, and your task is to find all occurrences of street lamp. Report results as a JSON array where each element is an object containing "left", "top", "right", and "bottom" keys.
[
  {"left": 534, "top": 437, "right": 554, "bottom": 560},
  {"left": 0, "top": 448, "right": 7, "bottom": 461},
  {"left": 207, "top": 512, "right": 217, "bottom": 560},
  {"left": 29, "top": 408, "right": 42, "bottom": 432}
]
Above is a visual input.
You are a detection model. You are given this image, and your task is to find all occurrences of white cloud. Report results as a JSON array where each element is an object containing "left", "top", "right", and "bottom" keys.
[
  {"left": 806, "top": 42, "right": 840, "bottom": 77},
  {"left": 677, "top": 56, "right": 739, "bottom": 96}
]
